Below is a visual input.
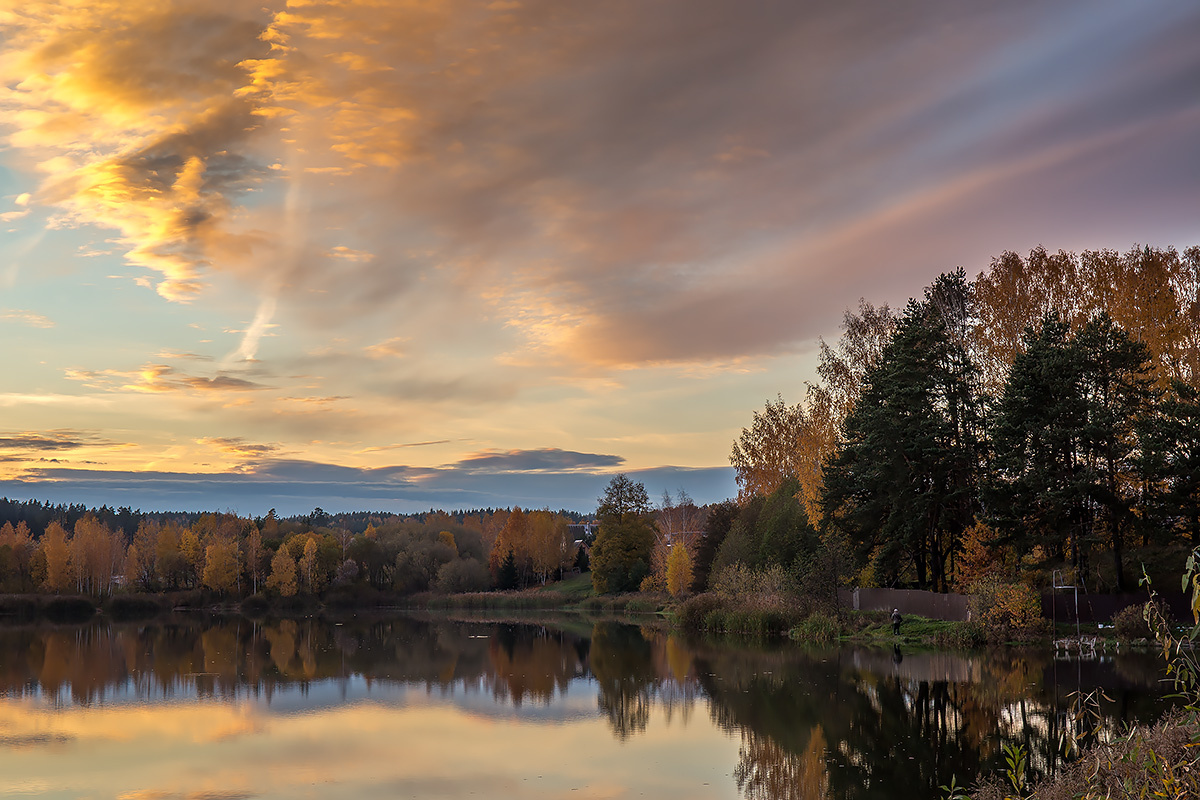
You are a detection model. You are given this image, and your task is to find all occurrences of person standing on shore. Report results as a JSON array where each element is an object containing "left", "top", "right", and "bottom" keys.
[{"left": 891, "top": 608, "right": 902, "bottom": 635}]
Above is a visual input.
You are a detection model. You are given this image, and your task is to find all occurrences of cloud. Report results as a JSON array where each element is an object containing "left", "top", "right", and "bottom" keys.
[
  {"left": 1, "top": 2, "right": 275, "bottom": 300},
  {"left": 197, "top": 437, "right": 281, "bottom": 458},
  {"left": 1, "top": 459, "right": 736, "bottom": 515},
  {"left": 359, "top": 440, "right": 452, "bottom": 453},
  {"left": 0, "top": 309, "right": 53, "bottom": 328},
  {"left": 365, "top": 337, "right": 407, "bottom": 359},
  {"left": 4, "top": 0, "right": 1198, "bottom": 369},
  {"left": 454, "top": 448, "right": 623, "bottom": 473},
  {"left": 0, "top": 430, "right": 113, "bottom": 452},
  {"left": 65, "top": 363, "right": 270, "bottom": 394}
]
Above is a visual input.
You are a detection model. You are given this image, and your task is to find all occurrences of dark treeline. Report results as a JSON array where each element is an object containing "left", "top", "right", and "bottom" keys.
[{"left": 720, "top": 244, "right": 1200, "bottom": 599}]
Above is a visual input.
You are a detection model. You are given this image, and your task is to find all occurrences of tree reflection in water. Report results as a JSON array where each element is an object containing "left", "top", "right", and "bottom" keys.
[{"left": 0, "top": 615, "right": 1178, "bottom": 799}]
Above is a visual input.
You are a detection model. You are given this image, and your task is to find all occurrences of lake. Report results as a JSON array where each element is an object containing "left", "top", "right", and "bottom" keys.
[{"left": 0, "top": 613, "right": 1178, "bottom": 799}]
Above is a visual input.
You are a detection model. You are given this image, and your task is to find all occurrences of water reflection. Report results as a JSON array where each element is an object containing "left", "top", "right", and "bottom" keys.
[{"left": 0, "top": 615, "right": 1177, "bottom": 799}]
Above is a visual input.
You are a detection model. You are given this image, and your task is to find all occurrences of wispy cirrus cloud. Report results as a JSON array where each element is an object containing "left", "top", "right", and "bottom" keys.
[{"left": 0, "top": 309, "right": 53, "bottom": 328}]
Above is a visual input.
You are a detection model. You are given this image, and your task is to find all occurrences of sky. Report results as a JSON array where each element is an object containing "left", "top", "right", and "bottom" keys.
[{"left": 0, "top": 0, "right": 1197, "bottom": 516}]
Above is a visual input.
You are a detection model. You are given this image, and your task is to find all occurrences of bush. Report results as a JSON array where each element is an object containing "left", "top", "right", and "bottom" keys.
[
  {"left": 967, "top": 578, "right": 1047, "bottom": 643},
  {"left": 1112, "top": 601, "right": 1153, "bottom": 640},
  {"left": 0, "top": 595, "right": 38, "bottom": 621},
  {"left": 639, "top": 573, "right": 665, "bottom": 593},
  {"left": 435, "top": 558, "right": 489, "bottom": 594},
  {"left": 624, "top": 597, "right": 662, "bottom": 614},
  {"left": 710, "top": 563, "right": 793, "bottom": 603},
  {"left": 240, "top": 593, "right": 271, "bottom": 616},
  {"left": 42, "top": 595, "right": 97, "bottom": 622},
  {"left": 105, "top": 593, "right": 168, "bottom": 620},
  {"left": 674, "top": 593, "right": 722, "bottom": 631}
]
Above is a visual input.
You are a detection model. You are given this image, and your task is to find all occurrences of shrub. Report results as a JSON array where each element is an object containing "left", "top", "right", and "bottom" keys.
[
  {"left": 42, "top": 595, "right": 97, "bottom": 622},
  {"left": 435, "top": 558, "right": 490, "bottom": 594},
  {"left": 967, "top": 578, "right": 1047, "bottom": 643},
  {"left": 675, "top": 593, "right": 724, "bottom": 631},
  {"left": 105, "top": 593, "right": 168, "bottom": 620},
  {"left": 1112, "top": 601, "right": 1153, "bottom": 640},
  {"left": 710, "top": 563, "right": 792, "bottom": 604},
  {"left": 0, "top": 595, "right": 38, "bottom": 621},
  {"left": 639, "top": 573, "right": 665, "bottom": 593},
  {"left": 240, "top": 593, "right": 271, "bottom": 616},
  {"left": 624, "top": 597, "right": 661, "bottom": 613}
]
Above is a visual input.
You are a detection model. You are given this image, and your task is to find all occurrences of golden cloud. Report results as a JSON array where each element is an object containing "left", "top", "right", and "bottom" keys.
[
  {"left": 64, "top": 363, "right": 269, "bottom": 394},
  {"left": 1, "top": 1, "right": 276, "bottom": 301}
]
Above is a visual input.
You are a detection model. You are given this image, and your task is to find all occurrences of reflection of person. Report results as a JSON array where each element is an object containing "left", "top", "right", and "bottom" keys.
[{"left": 891, "top": 608, "right": 902, "bottom": 635}]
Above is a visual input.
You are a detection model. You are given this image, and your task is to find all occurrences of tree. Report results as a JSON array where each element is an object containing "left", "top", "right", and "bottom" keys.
[
  {"left": 1140, "top": 380, "right": 1200, "bottom": 545},
  {"left": 1076, "top": 312, "right": 1157, "bottom": 590},
  {"left": 202, "top": 541, "right": 240, "bottom": 595},
  {"left": 124, "top": 543, "right": 144, "bottom": 590},
  {"left": 665, "top": 543, "right": 693, "bottom": 597},
  {"left": 266, "top": 545, "right": 297, "bottom": 597},
  {"left": 527, "top": 510, "right": 573, "bottom": 584},
  {"left": 652, "top": 490, "right": 701, "bottom": 586},
  {"left": 693, "top": 500, "right": 737, "bottom": 592},
  {"left": 823, "top": 277, "right": 982, "bottom": 591},
  {"left": 70, "top": 515, "right": 123, "bottom": 596},
  {"left": 814, "top": 298, "right": 899, "bottom": 423},
  {"left": 597, "top": 474, "right": 651, "bottom": 517},
  {"left": 299, "top": 536, "right": 319, "bottom": 594},
  {"left": 591, "top": 475, "right": 656, "bottom": 594},
  {"left": 730, "top": 397, "right": 809, "bottom": 504},
  {"left": 180, "top": 527, "right": 204, "bottom": 588},
  {"left": 41, "top": 521, "right": 71, "bottom": 593},
  {"left": 489, "top": 507, "right": 532, "bottom": 588},
  {"left": 496, "top": 549, "right": 519, "bottom": 590},
  {"left": 245, "top": 524, "right": 265, "bottom": 594},
  {"left": 985, "top": 313, "right": 1088, "bottom": 567},
  {"left": 155, "top": 522, "right": 187, "bottom": 589},
  {"left": 986, "top": 312, "right": 1156, "bottom": 590},
  {"left": 0, "top": 521, "right": 35, "bottom": 591}
]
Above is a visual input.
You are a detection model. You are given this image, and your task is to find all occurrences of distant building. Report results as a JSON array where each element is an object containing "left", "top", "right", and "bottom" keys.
[{"left": 567, "top": 522, "right": 598, "bottom": 547}]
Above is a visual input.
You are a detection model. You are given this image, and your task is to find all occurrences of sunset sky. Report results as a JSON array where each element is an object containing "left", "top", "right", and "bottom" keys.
[{"left": 1, "top": 0, "right": 1197, "bottom": 515}]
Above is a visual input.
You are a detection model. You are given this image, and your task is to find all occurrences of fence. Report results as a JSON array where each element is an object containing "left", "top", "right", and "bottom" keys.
[
  {"left": 836, "top": 586, "right": 1191, "bottom": 623},
  {"left": 837, "top": 587, "right": 970, "bottom": 621}
]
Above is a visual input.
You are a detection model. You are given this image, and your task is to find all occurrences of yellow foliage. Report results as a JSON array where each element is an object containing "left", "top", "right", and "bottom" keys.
[
  {"left": 665, "top": 544, "right": 693, "bottom": 597},
  {"left": 954, "top": 520, "right": 1014, "bottom": 591},
  {"left": 202, "top": 541, "right": 240, "bottom": 595},
  {"left": 266, "top": 545, "right": 297, "bottom": 597},
  {"left": 40, "top": 521, "right": 71, "bottom": 593},
  {"left": 969, "top": 578, "right": 1045, "bottom": 642}
]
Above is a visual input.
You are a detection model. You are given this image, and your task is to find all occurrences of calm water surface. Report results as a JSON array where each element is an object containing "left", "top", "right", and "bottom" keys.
[{"left": 0, "top": 613, "right": 1178, "bottom": 799}]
